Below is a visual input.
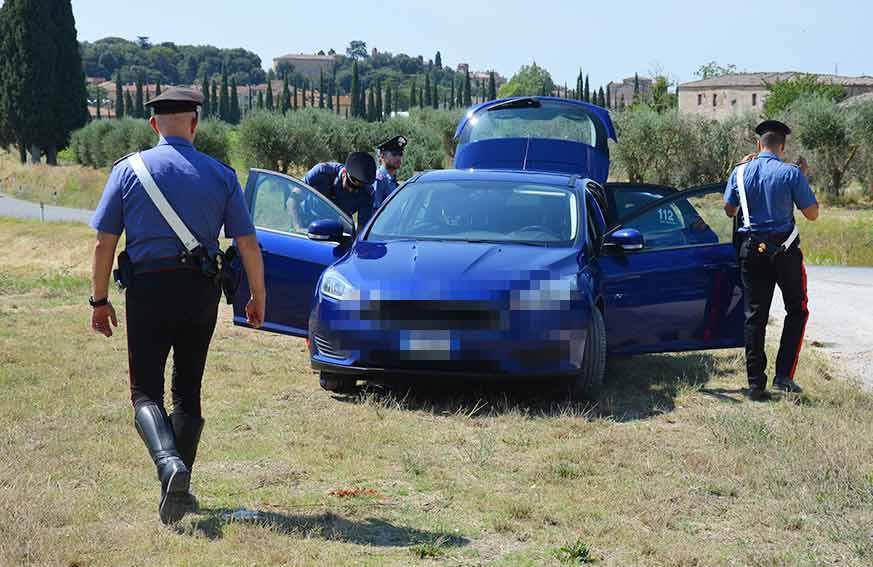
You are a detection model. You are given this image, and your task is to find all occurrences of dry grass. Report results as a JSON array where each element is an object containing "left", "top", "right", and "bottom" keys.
[
  {"left": 0, "top": 150, "right": 109, "bottom": 210},
  {"left": 2, "top": 219, "right": 873, "bottom": 567}
]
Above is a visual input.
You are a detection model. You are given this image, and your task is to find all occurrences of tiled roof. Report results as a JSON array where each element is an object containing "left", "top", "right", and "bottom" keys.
[{"left": 679, "top": 72, "right": 873, "bottom": 89}]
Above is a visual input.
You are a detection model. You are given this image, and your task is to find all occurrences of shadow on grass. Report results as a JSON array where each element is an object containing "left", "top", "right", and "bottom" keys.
[
  {"left": 182, "top": 508, "right": 469, "bottom": 548},
  {"left": 335, "top": 351, "right": 742, "bottom": 422}
]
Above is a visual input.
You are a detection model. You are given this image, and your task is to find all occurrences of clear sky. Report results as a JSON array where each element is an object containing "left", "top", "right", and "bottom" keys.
[{"left": 67, "top": 0, "right": 871, "bottom": 87}]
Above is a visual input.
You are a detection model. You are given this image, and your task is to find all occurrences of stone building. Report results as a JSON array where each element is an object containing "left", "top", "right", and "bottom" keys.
[
  {"left": 272, "top": 53, "right": 337, "bottom": 80},
  {"left": 607, "top": 76, "right": 652, "bottom": 107},
  {"left": 677, "top": 72, "right": 873, "bottom": 120}
]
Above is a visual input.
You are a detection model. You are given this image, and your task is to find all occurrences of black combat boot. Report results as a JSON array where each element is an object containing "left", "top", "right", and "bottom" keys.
[
  {"left": 134, "top": 402, "right": 191, "bottom": 524},
  {"left": 170, "top": 413, "right": 205, "bottom": 512}
]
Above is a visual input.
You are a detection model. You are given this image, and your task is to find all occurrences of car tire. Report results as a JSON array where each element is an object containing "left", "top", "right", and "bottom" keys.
[
  {"left": 319, "top": 372, "right": 358, "bottom": 394},
  {"left": 572, "top": 306, "right": 606, "bottom": 399}
]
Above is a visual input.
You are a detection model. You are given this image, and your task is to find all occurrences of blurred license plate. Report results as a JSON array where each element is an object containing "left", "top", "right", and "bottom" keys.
[{"left": 400, "top": 331, "right": 452, "bottom": 359}]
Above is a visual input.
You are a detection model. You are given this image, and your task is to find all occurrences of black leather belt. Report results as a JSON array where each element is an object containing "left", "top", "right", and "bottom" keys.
[{"left": 132, "top": 256, "right": 199, "bottom": 276}]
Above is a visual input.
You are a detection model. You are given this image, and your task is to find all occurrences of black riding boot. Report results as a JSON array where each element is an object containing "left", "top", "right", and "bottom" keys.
[
  {"left": 170, "top": 413, "right": 204, "bottom": 511},
  {"left": 134, "top": 402, "right": 191, "bottom": 524}
]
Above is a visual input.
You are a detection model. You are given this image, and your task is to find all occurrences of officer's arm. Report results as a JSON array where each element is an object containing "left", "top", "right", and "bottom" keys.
[
  {"left": 91, "top": 231, "right": 120, "bottom": 301},
  {"left": 235, "top": 234, "right": 266, "bottom": 329},
  {"left": 801, "top": 203, "right": 819, "bottom": 221},
  {"left": 723, "top": 169, "right": 740, "bottom": 218},
  {"left": 724, "top": 203, "right": 738, "bottom": 218}
]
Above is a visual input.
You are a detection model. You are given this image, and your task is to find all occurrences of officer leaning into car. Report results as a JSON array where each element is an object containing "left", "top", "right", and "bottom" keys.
[
  {"left": 373, "top": 135, "right": 408, "bottom": 209},
  {"left": 89, "top": 87, "right": 267, "bottom": 524},
  {"left": 303, "top": 152, "right": 378, "bottom": 226},
  {"left": 723, "top": 120, "right": 819, "bottom": 400}
]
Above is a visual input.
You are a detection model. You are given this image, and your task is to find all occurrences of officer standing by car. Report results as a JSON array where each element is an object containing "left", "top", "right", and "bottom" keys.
[
  {"left": 303, "top": 152, "right": 378, "bottom": 226},
  {"left": 373, "top": 135, "right": 407, "bottom": 208},
  {"left": 724, "top": 120, "right": 819, "bottom": 400},
  {"left": 89, "top": 87, "right": 267, "bottom": 524}
]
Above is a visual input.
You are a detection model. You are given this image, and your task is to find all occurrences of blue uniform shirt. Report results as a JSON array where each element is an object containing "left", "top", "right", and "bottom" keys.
[
  {"left": 90, "top": 136, "right": 255, "bottom": 263},
  {"left": 303, "top": 162, "right": 374, "bottom": 226},
  {"left": 372, "top": 165, "right": 399, "bottom": 209},
  {"left": 724, "top": 152, "right": 817, "bottom": 233}
]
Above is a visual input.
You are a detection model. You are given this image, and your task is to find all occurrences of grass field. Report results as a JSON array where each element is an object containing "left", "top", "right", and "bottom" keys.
[{"left": 2, "top": 217, "right": 873, "bottom": 566}]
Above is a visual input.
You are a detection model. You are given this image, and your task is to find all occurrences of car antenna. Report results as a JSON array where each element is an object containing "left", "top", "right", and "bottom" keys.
[{"left": 522, "top": 136, "right": 531, "bottom": 171}]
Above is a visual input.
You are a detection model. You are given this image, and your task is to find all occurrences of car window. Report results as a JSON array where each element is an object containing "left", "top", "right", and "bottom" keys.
[
  {"left": 611, "top": 187, "right": 675, "bottom": 224},
  {"left": 621, "top": 188, "right": 732, "bottom": 252},
  {"left": 368, "top": 180, "right": 578, "bottom": 246},
  {"left": 250, "top": 172, "right": 346, "bottom": 235},
  {"left": 458, "top": 100, "right": 603, "bottom": 149}
]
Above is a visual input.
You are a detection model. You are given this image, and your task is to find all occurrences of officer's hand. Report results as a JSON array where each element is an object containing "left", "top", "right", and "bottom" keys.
[
  {"left": 91, "top": 303, "right": 118, "bottom": 337},
  {"left": 246, "top": 294, "right": 265, "bottom": 329},
  {"left": 739, "top": 153, "right": 757, "bottom": 164},
  {"left": 795, "top": 157, "right": 809, "bottom": 177}
]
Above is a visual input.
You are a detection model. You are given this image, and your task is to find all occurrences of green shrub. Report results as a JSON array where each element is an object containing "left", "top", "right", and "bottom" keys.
[{"left": 194, "top": 119, "right": 232, "bottom": 164}]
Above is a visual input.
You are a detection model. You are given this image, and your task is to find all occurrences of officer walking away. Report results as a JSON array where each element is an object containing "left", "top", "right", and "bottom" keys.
[
  {"left": 373, "top": 135, "right": 407, "bottom": 208},
  {"left": 724, "top": 120, "right": 819, "bottom": 400},
  {"left": 88, "top": 87, "right": 267, "bottom": 524},
  {"left": 303, "top": 151, "right": 378, "bottom": 226}
]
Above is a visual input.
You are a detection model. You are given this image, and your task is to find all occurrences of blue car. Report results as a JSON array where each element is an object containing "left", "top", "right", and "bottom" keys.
[{"left": 231, "top": 97, "right": 743, "bottom": 396}]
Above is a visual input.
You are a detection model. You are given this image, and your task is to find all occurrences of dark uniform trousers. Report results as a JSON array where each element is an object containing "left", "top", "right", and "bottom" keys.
[
  {"left": 126, "top": 269, "right": 221, "bottom": 418},
  {"left": 739, "top": 234, "right": 809, "bottom": 388}
]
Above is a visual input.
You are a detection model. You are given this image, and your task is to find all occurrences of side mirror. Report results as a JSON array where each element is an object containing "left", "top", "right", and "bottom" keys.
[
  {"left": 308, "top": 219, "right": 346, "bottom": 243},
  {"left": 604, "top": 228, "right": 644, "bottom": 251}
]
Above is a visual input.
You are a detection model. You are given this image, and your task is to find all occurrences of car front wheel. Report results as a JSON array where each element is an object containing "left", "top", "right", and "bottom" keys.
[
  {"left": 571, "top": 307, "right": 606, "bottom": 399},
  {"left": 319, "top": 372, "right": 358, "bottom": 394}
]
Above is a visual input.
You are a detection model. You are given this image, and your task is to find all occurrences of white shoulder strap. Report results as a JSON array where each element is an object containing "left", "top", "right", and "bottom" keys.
[
  {"left": 127, "top": 153, "right": 200, "bottom": 253},
  {"left": 736, "top": 162, "right": 752, "bottom": 229}
]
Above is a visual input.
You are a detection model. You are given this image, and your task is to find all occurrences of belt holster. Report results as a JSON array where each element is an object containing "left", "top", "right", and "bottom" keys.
[{"left": 114, "top": 251, "right": 134, "bottom": 290}]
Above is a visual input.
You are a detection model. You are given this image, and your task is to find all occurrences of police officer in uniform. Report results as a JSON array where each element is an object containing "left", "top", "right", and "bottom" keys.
[
  {"left": 724, "top": 120, "right": 819, "bottom": 400},
  {"left": 303, "top": 152, "right": 378, "bottom": 226},
  {"left": 89, "top": 87, "right": 267, "bottom": 524},
  {"left": 373, "top": 135, "right": 407, "bottom": 208}
]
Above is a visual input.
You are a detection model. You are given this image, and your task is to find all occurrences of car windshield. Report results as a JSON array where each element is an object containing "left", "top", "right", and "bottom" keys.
[
  {"left": 367, "top": 180, "right": 579, "bottom": 246},
  {"left": 458, "top": 99, "right": 601, "bottom": 148}
]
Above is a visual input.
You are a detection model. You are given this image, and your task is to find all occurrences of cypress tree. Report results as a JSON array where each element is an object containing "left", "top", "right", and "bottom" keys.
[
  {"left": 375, "top": 82, "right": 383, "bottom": 121},
  {"left": 598, "top": 86, "right": 605, "bottom": 107},
  {"left": 409, "top": 79, "right": 417, "bottom": 109},
  {"left": 211, "top": 80, "right": 219, "bottom": 117},
  {"left": 134, "top": 75, "right": 144, "bottom": 118},
  {"left": 302, "top": 79, "right": 307, "bottom": 108},
  {"left": 310, "top": 79, "right": 315, "bottom": 107},
  {"left": 351, "top": 61, "right": 360, "bottom": 117},
  {"left": 419, "top": 86, "right": 424, "bottom": 109},
  {"left": 201, "top": 72, "right": 210, "bottom": 118},
  {"left": 219, "top": 68, "right": 229, "bottom": 120},
  {"left": 293, "top": 84, "right": 298, "bottom": 111},
  {"left": 424, "top": 74, "right": 432, "bottom": 107},
  {"left": 46, "top": 0, "right": 88, "bottom": 162},
  {"left": 584, "top": 75, "right": 590, "bottom": 103},
  {"left": 633, "top": 72, "right": 640, "bottom": 104},
  {"left": 230, "top": 78, "right": 240, "bottom": 123},
  {"left": 257, "top": 90, "right": 264, "bottom": 109},
  {"left": 265, "top": 80, "right": 273, "bottom": 110},
  {"left": 328, "top": 65, "right": 336, "bottom": 110},
  {"left": 577, "top": 70, "right": 583, "bottom": 100},
  {"left": 488, "top": 71, "right": 497, "bottom": 100},
  {"left": 385, "top": 86, "right": 392, "bottom": 118},
  {"left": 367, "top": 87, "right": 375, "bottom": 122},
  {"left": 155, "top": 80, "right": 161, "bottom": 97},
  {"left": 281, "top": 77, "right": 290, "bottom": 114},
  {"left": 463, "top": 69, "right": 472, "bottom": 106},
  {"left": 449, "top": 78, "right": 455, "bottom": 110},
  {"left": 606, "top": 85, "right": 612, "bottom": 109},
  {"left": 319, "top": 68, "right": 325, "bottom": 109},
  {"left": 95, "top": 87, "right": 101, "bottom": 119},
  {"left": 456, "top": 76, "right": 463, "bottom": 108},
  {"left": 434, "top": 84, "right": 440, "bottom": 109},
  {"left": 115, "top": 73, "right": 124, "bottom": 119},
  {"left": 124, "top": 91, "right": 134, "bottom": 117},
  {"left": 435, "top": 51, "right": 442, "bottom": 68}
]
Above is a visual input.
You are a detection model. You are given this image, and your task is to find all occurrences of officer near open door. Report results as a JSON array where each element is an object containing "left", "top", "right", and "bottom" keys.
[
  {"left": 724, "top": 120, "right": 819, "bottom": 400},
  {"left": 89, "top": 87, "right": 267, "bottom": 524}
]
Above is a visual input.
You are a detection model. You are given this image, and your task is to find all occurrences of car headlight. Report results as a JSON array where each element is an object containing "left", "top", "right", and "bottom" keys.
[
  {"left": 320, "top": 268, "right": 358, "bottom": 301},
  {"left": 510, "top": 278, "right": 577, "bottom": 311}
]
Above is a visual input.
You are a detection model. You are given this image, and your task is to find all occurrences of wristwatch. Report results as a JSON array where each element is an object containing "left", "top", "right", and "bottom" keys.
[{"left": 89, "top": 296, "right": 110, "bottom": 308}]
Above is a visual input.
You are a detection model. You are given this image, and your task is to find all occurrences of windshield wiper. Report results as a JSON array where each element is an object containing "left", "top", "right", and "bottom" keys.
[{"left": 486, "top": 97, "right": 541, "bottom": 112}]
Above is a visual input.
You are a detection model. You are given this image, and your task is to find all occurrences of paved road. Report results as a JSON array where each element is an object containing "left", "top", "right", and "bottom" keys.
[
  {"left": 0, "top": 195, "right": 869, "bottom": 384},
  {"left": 0, "top": 193, "right": 94, "bottom": 224},
  {"left": 771, "top": 266, "right": 873, "bottom": 387}
]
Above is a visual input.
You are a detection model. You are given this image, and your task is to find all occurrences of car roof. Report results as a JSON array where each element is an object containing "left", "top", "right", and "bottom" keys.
[{"left": 413, "top": 168, "right": 582, "bottom": 187}]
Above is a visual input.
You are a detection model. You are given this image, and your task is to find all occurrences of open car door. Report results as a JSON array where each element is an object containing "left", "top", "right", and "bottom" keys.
[
  {"left": 230, "top": 169, "right": 353, "bottom": 337},
  {"left": 599, "top": 183, "right": 744, "bottom": 355}
]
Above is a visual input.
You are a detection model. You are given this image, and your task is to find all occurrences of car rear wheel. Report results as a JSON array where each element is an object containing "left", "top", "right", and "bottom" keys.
[
  {"left": 319, "top": 372, "right": 358, "bottom": 394},
  {"left": 571, "top": 307, "right": 606, "bottom": 399}
]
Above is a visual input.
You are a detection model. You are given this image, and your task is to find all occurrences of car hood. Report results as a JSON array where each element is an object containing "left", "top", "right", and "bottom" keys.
[{"left": 339, "top": 239, "right": 581, "bottom": 293}]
